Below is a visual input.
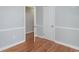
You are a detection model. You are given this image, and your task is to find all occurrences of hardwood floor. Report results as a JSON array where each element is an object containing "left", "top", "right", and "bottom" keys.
[
  {"left": 3, "top": 32, "right": 78, "bottom": 52},
  {"left": 3, "top": 32, "right": 34, "bottom": 52},
  {"left": 32, "top": 37, "right": 77, "bottom": 52}
]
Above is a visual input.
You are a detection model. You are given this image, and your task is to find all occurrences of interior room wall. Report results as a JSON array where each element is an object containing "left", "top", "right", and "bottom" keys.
[
  {"left": 0, "top": 6, "right": 25, "bottom": 51},
  {"left": 35, "top": 6, "right": 79, "bottom": 49},
  {"left": 35, "top": 6, "right": 55, "bottom": 40},
  {"left": 26, "top": 7, "right": 34, "bottom": 33},
  {"left": 35, "top": 6, "right": 44, "bottom": 36},
  {"left": 55, "top": 6, "right": 79, "bottom": 47}
]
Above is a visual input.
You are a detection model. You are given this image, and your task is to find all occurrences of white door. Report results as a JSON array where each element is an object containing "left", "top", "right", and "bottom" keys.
[{"left": 43, "top": 6, "right": 55, "bottom": 40}]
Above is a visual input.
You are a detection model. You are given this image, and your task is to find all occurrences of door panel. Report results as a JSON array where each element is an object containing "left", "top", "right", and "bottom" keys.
[{"left": 43, "top": 6, "right": 55, "bottom": 40}]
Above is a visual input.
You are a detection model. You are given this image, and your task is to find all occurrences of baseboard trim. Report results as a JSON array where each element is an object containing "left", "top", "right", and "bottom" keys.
[
  {"left": 53, "top": 40, "right": 79, "bottom": 50},
  {"left": 0, "top": 40, "right": 25, "bottom": 51},
  {"left": 26, "top": 31, "right": 34, "bottom": 34},
  {"left": 35, "top": 35, "right": 79, "bottom": 50},
  {"left": 34, "top": 35, "right": 45, "bottom": 42}
]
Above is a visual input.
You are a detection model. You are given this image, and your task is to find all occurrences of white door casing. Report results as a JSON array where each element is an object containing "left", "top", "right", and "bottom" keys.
[{"left": 43, "top": 6, "right": 55, "bottom": 40}]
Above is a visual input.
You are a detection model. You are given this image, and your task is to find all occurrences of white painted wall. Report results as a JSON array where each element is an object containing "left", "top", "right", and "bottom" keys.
[{"left": 0, "top": 6, "right": 25, "bottom": 51}]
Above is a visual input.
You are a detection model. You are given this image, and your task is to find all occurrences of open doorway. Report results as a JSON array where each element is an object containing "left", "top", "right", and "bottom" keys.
[{"left": 25, "top": 6, "right": 34, "bottom": 50}]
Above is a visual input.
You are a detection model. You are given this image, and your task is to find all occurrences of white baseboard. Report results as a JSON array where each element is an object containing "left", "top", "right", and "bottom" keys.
[
  {"left": 0, "top": 40, "right": 25, "bottom": 51},
  {"left": 34, "top": 35, "right": 45, "bottom": 42},
  {"left": 26, "top": 31, "right": 34, "bottom": 34},
  {"left": 53, "top": 40, "right": 79, "bottom": 50},
  {"left": 35, "top": 35, "right": 79, "bottom": 50},
  {"left": 34, "top": 34, "right": 45, "bottom": 39}
]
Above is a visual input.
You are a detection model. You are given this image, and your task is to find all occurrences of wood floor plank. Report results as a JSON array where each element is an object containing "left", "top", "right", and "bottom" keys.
[
  {"left": 3, "top": 32, "right": 34, "bottom": 52},
  {"left": 32, "top": 37, "right": 77, "bottom": 52},
  {"left": 3, "top": 33, "right": 78, "bottom": 52}
]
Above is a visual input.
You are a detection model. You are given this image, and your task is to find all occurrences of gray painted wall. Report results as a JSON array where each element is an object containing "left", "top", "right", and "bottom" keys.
[
  {"left": 55, "top": 6, "right": 79, "bottom": 28},
  {"left": 36, "top": 6, "right": 43, "bottom": 26},
  {"left": 0, "top": 6, "right": 24, "bottom": 29},
  {"left": 35, "top": 6, "right": 44, "bottom": 36},
  {"left": 55, "top": 6, "right": 79, "bottom": 47},
  {"left": 0, "top": 6, "right": 25, "bottom": 50},
  {"left": 55, "top": 28, "right": 79, "bottom": 47}
]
